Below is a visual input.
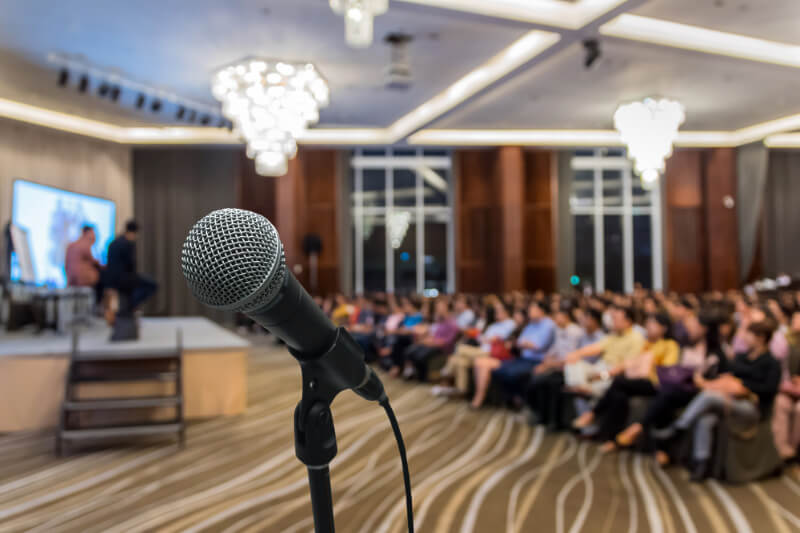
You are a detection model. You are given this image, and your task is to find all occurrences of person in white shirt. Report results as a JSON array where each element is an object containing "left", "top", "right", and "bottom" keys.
[{"left": 453, "top": 295, "right": 476, "bottom": 331}]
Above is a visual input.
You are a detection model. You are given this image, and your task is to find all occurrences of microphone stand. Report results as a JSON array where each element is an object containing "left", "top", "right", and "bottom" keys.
[{"left": 292, "top": 328, "right": 385, "bottom": 533}]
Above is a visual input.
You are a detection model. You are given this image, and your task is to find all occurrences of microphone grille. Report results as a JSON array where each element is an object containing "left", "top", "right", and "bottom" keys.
[{"left": 181, "top": 208, "right": 286, "bottom": 312}]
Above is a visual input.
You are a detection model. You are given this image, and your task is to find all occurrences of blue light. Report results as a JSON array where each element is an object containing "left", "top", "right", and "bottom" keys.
[
  {"left": 570, "top": 275, "right": 580, "bottom": 286},
  {"left": 400, "top": 251, "right": 410, "bottom": 262}
]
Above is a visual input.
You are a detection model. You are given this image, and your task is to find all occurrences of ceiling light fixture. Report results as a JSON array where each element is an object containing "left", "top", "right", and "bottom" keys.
[
  {"left": 213, "top": 58, "right": 330, "bottom": 176},
  {"left": 329, "top": 0, "right": 389, "bottom": 48},
  {"left": 613, "top": 98, "right": 685, "bottom": 189}
]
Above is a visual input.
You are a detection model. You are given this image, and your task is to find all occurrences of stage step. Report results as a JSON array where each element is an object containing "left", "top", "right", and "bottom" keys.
[
  {"left": 60, "top": 423, "right": 183, "bottom": 441},
  {"left": 63, "top": 396, "right": 182, "bottom": 410},
  {"left": 71, "top": 371, "right": 178, "bottom": 383}
]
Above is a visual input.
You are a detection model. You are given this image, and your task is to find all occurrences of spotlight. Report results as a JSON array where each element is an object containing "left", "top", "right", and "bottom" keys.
[
  {"left": 200, "top": 114, "right": 210, "bottom": 125},
  {"left": 57, "top": 68, "right": 69, "bottom": 87},
  {"left": 135, "top": 93, "right": 146, "bottom": 109},
  {"left": 176, "top": 106, "right": 185, "bottom": 120},
  {"left": 583, "top": 38, "right": 601, "bottom": 69},
  {"left": 188, "top": 110, "right": 196, "bottom": 123},
  {"left": 97, "top": 83, "right": 110, "bottom": 97},
  {"left": 110, "top": 86, "right": 121, "bottom": 102},
  {"left": 78, "top": 75, "right": 89, "bottom": 93},
  {"left": 151, "top": 99, "right": 162, "bottom": 112}
]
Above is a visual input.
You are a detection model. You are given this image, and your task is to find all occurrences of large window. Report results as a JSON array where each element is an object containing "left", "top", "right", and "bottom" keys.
[
  {"left": 570, "top": 149, "right": 663, "bottom": 291},
  {"left": 351, "top": 148, "right": 454, "bottom": 294}
]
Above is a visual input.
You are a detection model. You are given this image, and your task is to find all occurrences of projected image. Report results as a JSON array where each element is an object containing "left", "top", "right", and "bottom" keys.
[{"left": 12, "top": 180, "right": 116, "bottom": 287}]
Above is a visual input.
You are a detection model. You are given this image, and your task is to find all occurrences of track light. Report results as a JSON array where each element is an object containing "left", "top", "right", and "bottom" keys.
[
  {"left": 57, "top": 68, "right": 69, "bottom": 87},
  {"left": 176, "top": 106, "right": 185, "bottom": 120},
  {"left": 78, "top": 75, "right": 89, "bottom": 93},
  {"left": 110, "top": 86, "right": 121, "bottom": 102},
  {"left": 97, "top": 83, "right": 109, "bottom": 97},
  {"left": 135, "top": 93, "right": 146, "bottom": 109},
  {"left": 583, "top": 38, "right": 601, "bottom": 69},
  {"left": 151, "top": 99, "right": 162, "bottom": 112},
  {"left": 200, "top": 114, "right": 210, "bottom": 125}
]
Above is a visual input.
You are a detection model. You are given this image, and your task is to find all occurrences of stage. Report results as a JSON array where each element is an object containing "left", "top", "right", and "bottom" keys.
[{"left": 0, "top": 317, "right": 250, "bottom": 432}]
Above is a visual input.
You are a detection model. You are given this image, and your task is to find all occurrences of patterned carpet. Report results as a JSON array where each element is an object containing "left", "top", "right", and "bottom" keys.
[{"left": 1, "top": 343, "right": 800, "bottom": 533}]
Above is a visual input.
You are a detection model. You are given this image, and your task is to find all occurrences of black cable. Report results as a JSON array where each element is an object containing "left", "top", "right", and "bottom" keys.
[{"left": 380, "top": 398, "right": 414, "bottom": 533}]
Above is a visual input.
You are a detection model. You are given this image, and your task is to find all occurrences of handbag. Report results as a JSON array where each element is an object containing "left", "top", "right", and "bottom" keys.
[{"left": 656, "top": 365, "right": 695, "bottom": 393}]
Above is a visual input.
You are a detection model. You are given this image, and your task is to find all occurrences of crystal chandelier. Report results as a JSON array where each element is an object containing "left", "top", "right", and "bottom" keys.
[
  {"left": 212, "top": 58, "right": 329, "bottom": 176},
  {"left": 613, "top": 98, "right": 685, "bottom": 189},
  {"left": 329, "top": 0, "right": 389, "bottom": 48},
  {"left": 388, "top": 211, "right": 411, "bottom": 249}
]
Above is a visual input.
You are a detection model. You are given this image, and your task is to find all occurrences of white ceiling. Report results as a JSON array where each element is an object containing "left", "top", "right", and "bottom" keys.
[
  {"left": 1, "top": 0, "right": 799, "bottom": 140},
  {"left": 634, "top": 0, "right": 800, "bottom": 46},
  {"left": 0, "top": 0, "right": 528, "bottom": 127},
  {"left": 434, "top": 39, "right": 800, "bottom": 130}
]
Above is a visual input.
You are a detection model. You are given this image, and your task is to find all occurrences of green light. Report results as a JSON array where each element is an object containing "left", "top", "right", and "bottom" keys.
[{"left": 570, "top": 275, "right": 580, "bottom": 286}]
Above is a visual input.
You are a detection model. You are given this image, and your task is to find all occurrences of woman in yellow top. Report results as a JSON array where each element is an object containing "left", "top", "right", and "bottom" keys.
[{"left": 573, "top": 313, "right": 679, "bottom": 452}]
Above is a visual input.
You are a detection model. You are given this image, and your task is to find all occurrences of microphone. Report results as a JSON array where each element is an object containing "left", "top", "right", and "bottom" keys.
[{"left": 180, "top": 208, "right": 385, "bottom": 403}]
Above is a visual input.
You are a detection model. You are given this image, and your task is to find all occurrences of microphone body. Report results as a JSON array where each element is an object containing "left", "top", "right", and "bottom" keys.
[{"left": 180, "top": 208, "right": 384, "bottom": 403}]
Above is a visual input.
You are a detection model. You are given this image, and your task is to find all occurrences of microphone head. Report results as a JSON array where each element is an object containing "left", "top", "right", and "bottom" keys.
[{"left": 181, "top": 208, "right": 286, "bottom": 312}]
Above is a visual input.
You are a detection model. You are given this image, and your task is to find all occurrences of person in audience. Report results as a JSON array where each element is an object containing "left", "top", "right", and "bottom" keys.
[
  {"left": 578, "top": 308, "right": 606, "bottom": 348},
  {"left": 471, "top": 300, "right": 555, "bottom": 409},
  {"left": 64, "top": 225, "right": 103, "bottom": 303},
  {"left": 609, "top": 312, "right": 723, "bottom": 462},
  {"left": 549, "top": 306, "right": 584, "bottom": 359},
  {"left": 105, "top": 220, "right": 157, "bottom": 313},
  {"left": 433, "top": 302, "right": 517, "bottom": 397},
  {"left": 349, "top": 296, "right": 381, "bottom": 362},
  {"left": 669, "top": 298, "right": 693, "bottom": 347},
  {"left": 453, "top": 295, "right": 476, "bottom": 330},
  {"left": 563, "top": 306, "right": 646, "bottom": 399},
  {"left": 384, "top": 299, "right": 425, "bottom": 377},
  {"left": 331, "top": 293, "right": 355, "bottom": 326},
  {"left": 572, "top": 313, "right": 679, "bottom": 450},
  {"left": 668, "top": 321, "right": 781, "bottom": 481},
  {"left": 773, "top": 310, "right": 800, "bottom": 462},
  {"left": 400, "top": 299, "right": 459, "bottom": 381},
  {"left": 376, "top": 300, "right": 408, "bottom": 370}
]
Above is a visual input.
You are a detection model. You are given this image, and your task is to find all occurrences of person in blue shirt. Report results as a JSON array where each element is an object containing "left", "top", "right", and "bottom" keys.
[{"left": 471, "top": 300, "right": 556, "bottom": 409}]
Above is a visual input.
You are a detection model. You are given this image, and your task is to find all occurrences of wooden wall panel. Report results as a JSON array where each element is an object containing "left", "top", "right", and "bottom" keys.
[
  {"left": 454, "top": 148, "right": 557, "bottom": 294},
  {"left": 664, "top": 148, "right": 739, "bottom": 293},
  {"left": 703, "top": 148, "right": 739, "bottom": 290},
  {"left": 665, "top": 150, "right": 706, "bottom": 293},
  {"left": 241, "top": 148, "right": 341, "bottom": 295},
  {"left": 454, "top": 150, "right": 500, "bottom": 293},
  {"left": 497, "top": 147, "right": 525, "bottom": 291},
  {"left": 523, "top": 150, "right": 556, "bottom": 292}
]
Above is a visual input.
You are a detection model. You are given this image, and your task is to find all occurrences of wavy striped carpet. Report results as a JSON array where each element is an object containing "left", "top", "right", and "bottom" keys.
[{"left": 2, "top": 343, "right": 800, "bottom": 533}]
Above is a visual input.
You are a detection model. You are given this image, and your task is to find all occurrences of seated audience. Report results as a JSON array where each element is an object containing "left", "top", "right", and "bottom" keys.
[
  {"left": 572, "top": 313, "right": 679, "bottom": 450},
  {"left": 610, "top": 313, "right": 724, "bottom": 458},
  {"left": 773, "top": 310, "right": 800, "bottom": 461},
  {"left": 563, "top": 306, "right": 645, "bottom": 398},
  {"left": 453, "top": 295, "right": 476, "bottom": 330},
  {"left": 471, "top": 300, "right": 555, "bottom": 409},
  {"left": 667, "top": 321, "right": 781, "bottom": 481},
  {"left": 400, "top": 299, "right": 459, "bottom": 381},
  {"left": 434, "top": 302, "right": 517, "bottom": 397}
]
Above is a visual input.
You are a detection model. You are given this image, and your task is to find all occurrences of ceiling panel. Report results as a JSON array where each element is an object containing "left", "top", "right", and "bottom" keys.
[
  {"left": 633, "top": 0, "right": 800, "bottom": 45},
  {"left": 432, "top": 39, "right": 800, "bottom": 131},
  {"left": 0, "top": 0, "right": 529, "bottom": 127}
]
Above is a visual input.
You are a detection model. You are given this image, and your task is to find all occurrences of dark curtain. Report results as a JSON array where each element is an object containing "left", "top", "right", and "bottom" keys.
[
  {"left": 736, "top": 143, "right": 769, "bottom": 282},
  {"left": 763, "top": 150, "right": 800, "bottom": 278},
  {"left": 133, "top": 148, "right": 239, "bottom": 321}
]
